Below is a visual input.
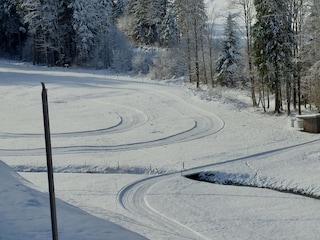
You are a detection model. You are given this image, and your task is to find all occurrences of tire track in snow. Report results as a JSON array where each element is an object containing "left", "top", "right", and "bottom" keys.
[
  {"left": 0, "top": 84, "right": 224, "bottom": 157},
  {"left": 117, "top": 173, "right": 211, "bottom": 240},
  {"left": 0, "top": 117, "right": 220, "bottom": 156},
  {"left": 0, "top": 109, "right": 224, "bottom": 157},
  {"left": 0, "top": 107, "right": 147, "bottom": 138},
  {"left": 117, "top": 138, "right": 320, "bottom": 240}
]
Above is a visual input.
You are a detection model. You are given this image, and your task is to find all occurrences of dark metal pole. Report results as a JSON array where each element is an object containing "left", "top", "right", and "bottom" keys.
[{"left": 41, "top": 82, "right": 58, "bottom": 240}]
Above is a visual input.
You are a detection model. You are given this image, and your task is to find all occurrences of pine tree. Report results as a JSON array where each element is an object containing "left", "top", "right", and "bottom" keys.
[
  {"left": 131, "top": 0, "right": 154, "bottom": 44},
  {"left": 112, "top": 0, "right": 125, "bottom": 22},
  {"left": 70, "top": 0, "right": 112, "bottom": 68},
  {"left": 0, "top": 0, "right": 26, "bottom": 59},
  {"left": 22, "top": 0, "right": 73, "bottom": 66},
  {"left": 215, "top": 13, "right": 242, "bottom": 87},
  {"left": 70, "top": 0, "right": 95, "bottom": 66},
  {"left": 128, "top": 0, "right": 167, "bottom": 45},
  {"left": 301, "top": 0, "right": 320, "bottom": 111},
  {"left": 253, "top": 0, "right": 293, "bottom": 113},
  {"left": 160, "top": 0, "right": 178, "bottom": 47},
  {"left": 91, "top": 0, "right": 113, "bottom": 68}
]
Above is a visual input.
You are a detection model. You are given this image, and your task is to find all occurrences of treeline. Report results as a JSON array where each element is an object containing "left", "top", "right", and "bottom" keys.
[
  {"left": 0, "top": 0, "right": 132, "bottom": 70},
  {"left": 0, "top": 0, "right": 319, "bottom": 113},
  {"left": 0, "top": 0, "right": 207, "bottom": 72}
]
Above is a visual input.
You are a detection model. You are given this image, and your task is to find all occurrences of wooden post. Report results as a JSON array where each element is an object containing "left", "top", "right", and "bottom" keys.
[{"left": 41, "top": 82, "right": 58, "bottom": 240}]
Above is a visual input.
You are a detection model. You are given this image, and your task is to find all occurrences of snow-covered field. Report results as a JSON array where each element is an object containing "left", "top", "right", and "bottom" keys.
[{"left": 1, "top": 59, "right": 320, "bottom": 240}]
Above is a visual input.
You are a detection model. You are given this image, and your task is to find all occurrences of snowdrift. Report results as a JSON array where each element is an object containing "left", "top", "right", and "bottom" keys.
[{"left": 0, "top": 160, "right": 146, "bottom": 240}]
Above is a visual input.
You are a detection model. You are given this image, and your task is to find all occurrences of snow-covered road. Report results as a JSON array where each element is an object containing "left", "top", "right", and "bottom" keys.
[{"left": 1, "top": 61, "right": 320, "bottom": 239}]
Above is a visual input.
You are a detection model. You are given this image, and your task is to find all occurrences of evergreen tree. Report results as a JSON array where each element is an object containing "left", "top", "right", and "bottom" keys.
[
  {"left": 215, "top": 13, "right": 242, "bottom": 87},
  {"left": 71, "top": 0, "right": 130, "bottom": 68},
  {"left": 129, "top": 0, "right": 155, "bottom": 45},
  {"left": 160, "top": 0, "right": 178, "bottom": 47},
  {"left": 112, "top": 0, "right": 125, "bottom": 22},
  {"left": 126, "top": 0, "right": 168, "bottom": 45},
  {"left": 130, "top": 0, "right": 153, "bottom": 44},
  {"left": 253, "top": 0, "right": 293, "bottom": 113},
  {"left": 74, "top": 0, "right": 112, "bottom": 68},
  {"left": 70, "top": 0, "right": 95, "bottom": 66},
  {"left": 301, "top": 0, "right": 320, "bottom": 111},
  {"left": 174, "top": 0, "right": 207, "bottom": 87},
  {"left": 0, "top": 0, "right": 26, "bottom": 58},
  {"left": 22, "top": 0, "right": 73, "bottom": 66},
  {"left": 91, "top": 0, "right": 113, "bottom": 68}
]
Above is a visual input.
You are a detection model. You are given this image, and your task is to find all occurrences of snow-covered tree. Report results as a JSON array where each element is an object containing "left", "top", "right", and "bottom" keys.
[
  {"left": 159, "top": 0, "right": 178, "bottom": 47},
  {"left": 301, "top": 1, "right": 320, "bottom": 72},
  {"left": 301, "top": 0, "right": 320, "bottom": 111},
  {"left": 112, "top": 0, "right": 125, "bottom": 22},
  {"left": 89, "top": 0, "right": 113, "bottom": 68},
  {"left": 0, "top": 0, "right": 26, "bottom": 59},
  {"left": 126, "top": 0, "right": 167, "bottom": 45},
  {"left": 253, "top": 0, "right": 293, "bottom": 113},
  {"left": 22, "top": 0, "right": 73, "bottom": 66},
  {"left": 232, "top": 0, "right": 257, "bottom": 106},
  {"left": 174, "top": 0, "right": 207, "bottom": 87},
  {"left": 71, "top": 0, "right": 133, "bottom": 69},
  {"left": 70, "top": 0, "right": 95, "bottom": 65},
  {"left": 129, "top": 0, "right": 152, "bottom": 44},
  {"left": 308, "top": 61, "right": 320, "bottom": 111},
  {"left": 70, "top": 0, "right": 113, "bottom": 68},
  {"left": 109, "top": 26, "right": 133, "bottom": 72},
  {"left": 215, "top": 13, "right": 242, "bottom": 87}
]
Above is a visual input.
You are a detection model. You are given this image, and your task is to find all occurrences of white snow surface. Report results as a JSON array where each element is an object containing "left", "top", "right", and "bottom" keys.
[{"left": 1, "top": 59, "right": 320, "bottom": 240}]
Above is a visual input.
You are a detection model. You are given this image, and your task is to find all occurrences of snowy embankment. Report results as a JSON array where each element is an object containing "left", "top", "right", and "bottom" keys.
[
  {"left": 0, "top": 160, "right": 146, "bottom": 240},
  {"left": 1, "top": 59, "right": 320, "bottom": 239}
]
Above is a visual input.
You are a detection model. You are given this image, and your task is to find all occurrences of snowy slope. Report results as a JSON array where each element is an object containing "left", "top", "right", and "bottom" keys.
[{"left": 0, "top": 160, "right": 146, "bottom": 240}]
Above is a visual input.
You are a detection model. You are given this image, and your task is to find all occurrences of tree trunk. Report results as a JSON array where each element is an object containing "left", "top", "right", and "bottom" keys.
[
  {"left": 244, "top": 0, "right": 257, "bottom": 107},
  {"left": 275, "top": 82, "right": 281, "bottom": 113},
  {"left": 33, "top": 36, "right": 36, "bottom": 65},
  {"left": 267, "top": 87, "right": 270, "bottom": 109},
  {"left": 194, "top": 19, "right": 200, "bottom": 88},
  {"left": 293, "top": 76, "right": 297, "bottom": 110},
  {"left": 298, "top": 73, "right": 301, "bottom": 115},
  {"left": 187, "top": 35, "right": 192, "bottom": 83},
  {"left": 286, "top": 79, "right": 291, "bottom": 116},
  {"left": 200, "top": 32, "right": 207, "bottom": 85}
]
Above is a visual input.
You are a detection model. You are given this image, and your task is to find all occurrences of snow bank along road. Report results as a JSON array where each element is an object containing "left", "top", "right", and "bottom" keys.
[{"left": 2, "top": 62, "right": 320, "bottom": 239}]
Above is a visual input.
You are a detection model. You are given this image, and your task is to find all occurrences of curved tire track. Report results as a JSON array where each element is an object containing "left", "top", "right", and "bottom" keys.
[
  {"left": 0, "top": 79, "right": 225, "bottom": 157},
  {"left": 0, "top": 108, "right": 147, "bottom": 138},
  {"left": 116, "top": 138, "right": 320, "bottom": 240},
  {"left": 0, "top": 82, "right": 224, "bottom": 157},
  {"left": 117, "top": 173, "right": 211, "bottom": 240},
  {"left": 0, "top": 116, "right": 223, "bottom": 156}
]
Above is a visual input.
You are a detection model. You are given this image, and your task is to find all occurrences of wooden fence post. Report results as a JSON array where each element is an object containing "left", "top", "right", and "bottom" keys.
[{"left": 41, "top": 82, "right": 58, "bottom": 240}]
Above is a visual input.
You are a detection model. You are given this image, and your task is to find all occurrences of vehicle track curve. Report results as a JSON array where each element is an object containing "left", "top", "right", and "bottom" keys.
[
  {"left": 117, "top": 173, "right": 211, "bottom": 240},
  {"left": 0, "top": 85, "right": 225, "bottom": 156}
]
